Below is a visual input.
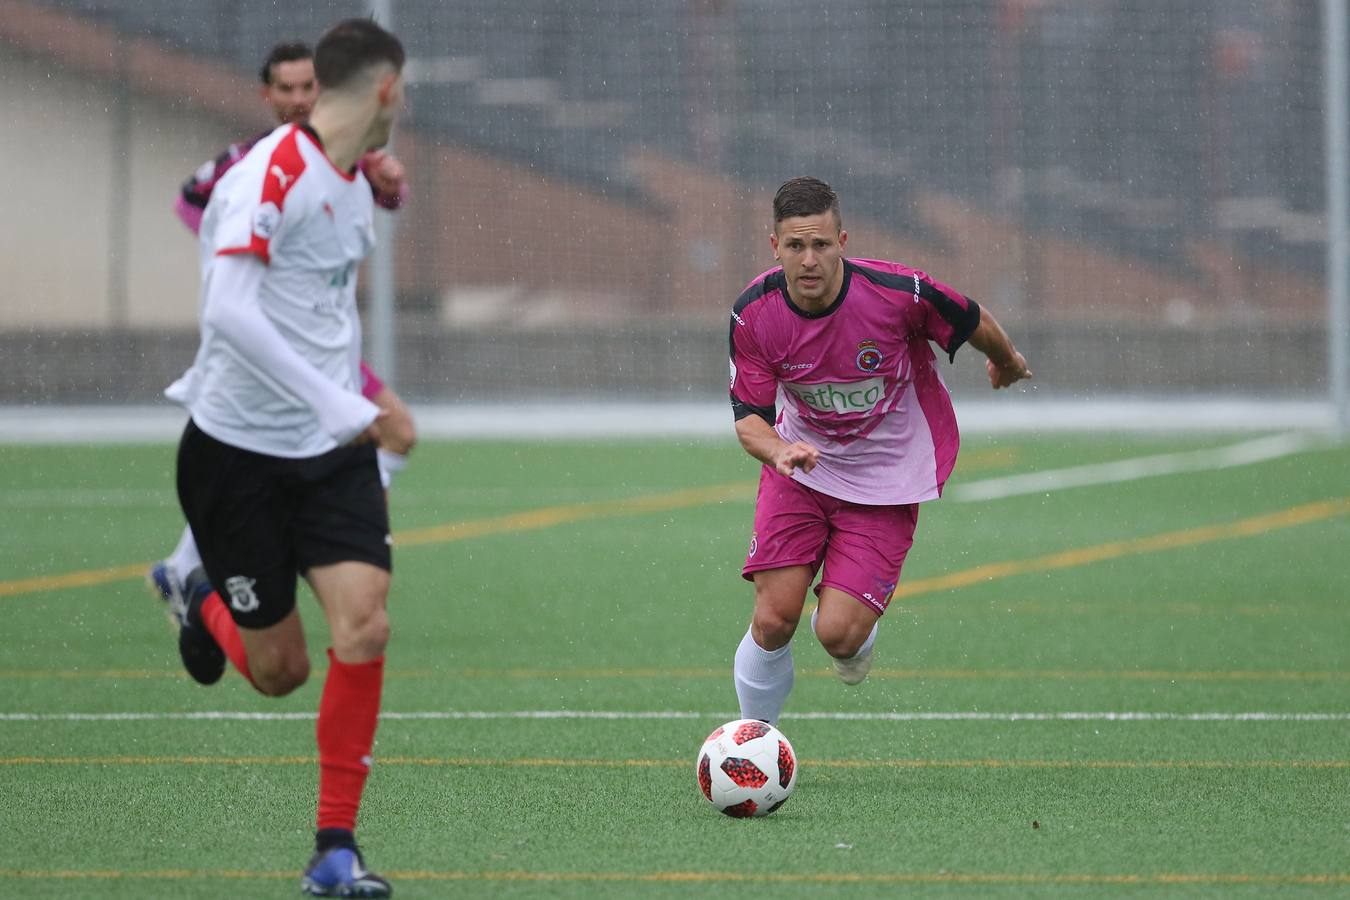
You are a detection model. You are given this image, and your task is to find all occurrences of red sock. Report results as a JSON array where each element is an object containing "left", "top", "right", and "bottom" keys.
[
  {"left": 316, "top": 649, "right": 385, "bottom": 832},
  {"left": 200, "top": 592, "right": 255, "bottom": 686}
]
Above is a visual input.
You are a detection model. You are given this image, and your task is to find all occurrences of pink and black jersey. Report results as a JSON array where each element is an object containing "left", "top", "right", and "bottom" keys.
[
  {"left": 729, "top": 258, "right": 981, "bottom": 505},
  {"left": 176, "top": 126, "right": 404, "bottom": 236}
]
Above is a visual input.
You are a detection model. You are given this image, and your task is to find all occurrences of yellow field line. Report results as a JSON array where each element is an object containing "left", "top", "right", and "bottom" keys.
[
  {"left": 0, "top": 562, "right": 149, "bottom": 599},
  {"left": 0, "top": 482, "right": 754, "bottom": 599},
  {"left": 3, "top": 755, "right": 1347, "bottom": 770},
  {"left": 0, "top": 868, "right": 1345, "bottom": 885},
  {"left": 3, "top": 665, "right": 1347, "bottom": 682},
  {"left": 896, "top": 497, "right": 1350, "bottom": 597},
  {"left": 393, "top": 481, "right": 751, "bottom": 547},
  {"left": 2, "top": 491, "right": 1345, "bottom": 602},
  {"left": 958, "top": 447, "right": 1020, "bottom": 469}
]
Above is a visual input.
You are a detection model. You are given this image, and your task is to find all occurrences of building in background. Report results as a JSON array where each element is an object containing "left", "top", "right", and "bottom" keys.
[{"left": 0, "top": 0, "right": 1334, "bottom": 403}]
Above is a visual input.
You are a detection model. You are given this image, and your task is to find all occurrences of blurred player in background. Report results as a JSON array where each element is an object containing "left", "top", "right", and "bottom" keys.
[
  {"left": 160, "top": 19, "right": 407, "bottom": 896},
  {"left": 175, "top": 40, "right": 409, "bottom": 233},
  {"left": 152, "top": 38, "right": 416, "bottom": 613},
  {"left": 727, "top": 176, "right": 1032, "bottom": 725}
]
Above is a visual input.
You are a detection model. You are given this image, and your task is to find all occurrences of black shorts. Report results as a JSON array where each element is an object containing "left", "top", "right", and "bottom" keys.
[{"left": 175, "top": 419, "right": 391, "bottom": 629}]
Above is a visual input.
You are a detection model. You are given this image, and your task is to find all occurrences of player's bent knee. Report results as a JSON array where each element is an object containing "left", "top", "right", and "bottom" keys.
[
  {"left": 252, "top": 654, "right": 311, "bottom": 697},
  {"left": 814, "top": 615, "right": 872, "bottom": 659},
  {"left": 751, "top": 607, "right": 799, "bottom": 649},
  {"left": 335, "top": 606, "right": 390, "bottom": 661},
  {"left": 817, "top": 631, "right": 865, "bottom": 660}
]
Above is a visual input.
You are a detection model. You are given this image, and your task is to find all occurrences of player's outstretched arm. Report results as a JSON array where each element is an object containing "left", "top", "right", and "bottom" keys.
[
  {"left": 968, "top": 307, "right": 1032, "bottom": 390},
  {"left": 735, "top": 414, "right": 820, "bottom": 476}
]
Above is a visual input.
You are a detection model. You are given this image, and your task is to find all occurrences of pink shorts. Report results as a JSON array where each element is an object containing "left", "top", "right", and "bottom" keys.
[
  {"left": 359, "top": 360, "right": 385, "bottom": 401},
  {"left": 742, "top": 465, "right": 920, "bottom": 615}
]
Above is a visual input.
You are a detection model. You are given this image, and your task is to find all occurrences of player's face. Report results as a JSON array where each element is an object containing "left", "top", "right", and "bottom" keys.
[
  {"left": 771, "top": 212, "right": 848, "bottom": 309},
  {"left": 263, "top": 59, "right": 318, "bottom": 124}
]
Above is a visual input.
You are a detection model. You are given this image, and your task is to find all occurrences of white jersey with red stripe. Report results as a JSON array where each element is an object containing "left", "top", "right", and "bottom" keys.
[{"left": 166, "top": 123, "right": 377, "bottom": 458}]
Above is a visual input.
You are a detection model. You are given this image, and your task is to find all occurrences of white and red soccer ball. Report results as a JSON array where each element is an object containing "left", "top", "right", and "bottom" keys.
[{"left": 695, "top": 718, "right": 797, "bottom": 817}]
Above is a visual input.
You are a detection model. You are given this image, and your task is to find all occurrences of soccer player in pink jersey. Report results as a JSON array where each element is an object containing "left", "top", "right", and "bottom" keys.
[
  {"left": 728, "top": 177, "right": 1031, "bottom": 724},
  {"left": 152, "top": 40, "right": 416, "bottom": 606}
]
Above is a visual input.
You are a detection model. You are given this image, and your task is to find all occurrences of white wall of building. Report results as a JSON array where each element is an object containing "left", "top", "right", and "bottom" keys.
[{"left": 0, "top": 45, "right": 243, "bottom": 328}]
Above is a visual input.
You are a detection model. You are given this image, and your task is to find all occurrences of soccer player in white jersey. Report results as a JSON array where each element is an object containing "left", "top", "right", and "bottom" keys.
[
  {"left": 727, "top": 177, "right": 1032, "bottom": 725},
  {"left": 162, "top": 19, "right": 406, "bottom": 897},
  {"left": 151, "top": 39, "right": 417, "bottom": 616}
]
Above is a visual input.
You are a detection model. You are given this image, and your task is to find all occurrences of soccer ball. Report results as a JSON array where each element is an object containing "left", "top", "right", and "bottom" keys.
[{"left": 695, "top": 718, "right": 797, "bottom": 817}]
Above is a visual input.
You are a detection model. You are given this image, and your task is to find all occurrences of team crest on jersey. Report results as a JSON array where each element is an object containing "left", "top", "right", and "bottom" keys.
[
  {"left": 223, "top": 575, "right": 260, "bottom": 614},
  {"left": 856, "top": 340, "right": 883, "bottom": 373},
  {"left": 252, "top": 202, "right": 281, "bottom": 239},
  {"left": 748, "top": 532, "right": 758, "bottom": 558}
]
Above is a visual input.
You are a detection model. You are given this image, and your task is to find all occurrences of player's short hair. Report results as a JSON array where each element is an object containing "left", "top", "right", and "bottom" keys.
[
  {"left": 259, "top": 42, "right": 312, "bottom": 85},
  {"left": 314, "top": 19, "right": 405, "bottom": 91},
  {"left": 773, "top": 177, "right": 841, "bottom": 229}
]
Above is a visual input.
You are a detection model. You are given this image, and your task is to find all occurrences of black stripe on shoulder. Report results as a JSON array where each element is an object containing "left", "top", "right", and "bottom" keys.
[
  {"left": 851, "top": 260, "right": 957, "bottom": 313},
  {"left": 848, "top": 260, "right": 917, "bottom": 292},
  {"left": 728, "top": 272, "right": 782, "bottom": 357},
  {"left": 732, "top": 277, "right": 769, "bottom": 315},
  {"left": 852, "top": 261, "right": 979, "bottom": 357}
]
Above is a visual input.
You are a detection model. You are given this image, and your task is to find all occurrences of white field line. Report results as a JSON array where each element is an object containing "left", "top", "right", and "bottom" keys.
[
  {"left": 1, "top": 710, "right": 1347, "bottom": 723},
  {"left": 0, "top": 400, "right": 1339, "bottom": 444},
  {"left": 950, "top": 432, "right": 1318, "bottom": 502}
]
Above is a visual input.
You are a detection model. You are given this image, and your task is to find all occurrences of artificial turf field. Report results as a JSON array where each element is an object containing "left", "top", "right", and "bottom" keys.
[{"left": 1, "top": 431, "right": 1347, "bottom": 898}]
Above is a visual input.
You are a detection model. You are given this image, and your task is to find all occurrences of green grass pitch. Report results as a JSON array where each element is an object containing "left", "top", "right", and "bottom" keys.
[{"left": 1, "top": 432, "right": 1347, "bottom": 898}]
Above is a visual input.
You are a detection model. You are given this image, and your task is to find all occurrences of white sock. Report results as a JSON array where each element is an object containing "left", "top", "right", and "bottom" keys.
[
  {"left": 376, "top": 448, "right": 408, "bottom": 489},
  {"left": 168, "top": 525, "right": 202, "bottom": 578},
  {"left": 811, "top": 605, "right": 878, "bottom": 659},
  {"left": 733, "top": 628, "right": 794, "bottom": 725}
]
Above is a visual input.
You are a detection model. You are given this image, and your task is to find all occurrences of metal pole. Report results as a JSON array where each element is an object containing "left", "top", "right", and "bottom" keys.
[
  {"left": 368, "top": 0, "right": 397, "bottom": 388},
  {"left": 1324, "top": 0, "right": 1350, "bottom": 434},
  {"left": 107, "top": 37, "right": 133, "bottom": 328}
]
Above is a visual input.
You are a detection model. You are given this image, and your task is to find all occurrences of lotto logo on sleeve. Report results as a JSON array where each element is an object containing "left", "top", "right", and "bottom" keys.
[
  {"left": 784, "top": 376, "right": 884, "bottom": 414},
  {"left": 252, "top": 202, "right": 281, "bottom": 239}
]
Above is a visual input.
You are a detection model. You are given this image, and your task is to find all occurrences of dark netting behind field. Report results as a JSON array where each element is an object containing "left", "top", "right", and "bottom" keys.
[{"left": 1, "top": 0, "right": 1336, "bottom": 403}]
